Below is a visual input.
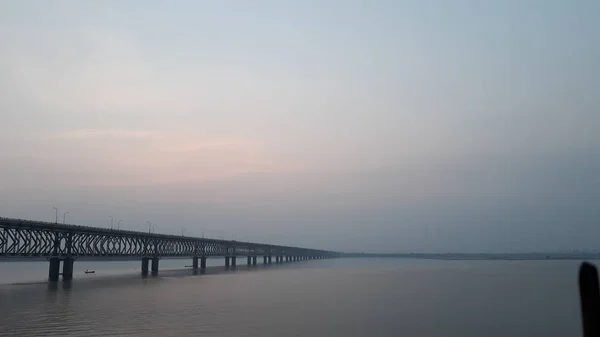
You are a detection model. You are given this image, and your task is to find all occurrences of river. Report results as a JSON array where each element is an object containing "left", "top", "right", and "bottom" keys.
[{"left": 0, "top": 258, "right": 588, "bottom": 336}]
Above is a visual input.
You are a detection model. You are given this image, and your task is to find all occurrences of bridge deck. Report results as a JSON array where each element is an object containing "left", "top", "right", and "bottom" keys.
[{"left": 0, "top": 217, "right": 335, "bottom": 259}]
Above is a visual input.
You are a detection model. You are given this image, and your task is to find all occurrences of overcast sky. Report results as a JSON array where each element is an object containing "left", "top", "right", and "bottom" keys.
[{"left": 1, "top": 1, "right": 599, "bottom": 253}]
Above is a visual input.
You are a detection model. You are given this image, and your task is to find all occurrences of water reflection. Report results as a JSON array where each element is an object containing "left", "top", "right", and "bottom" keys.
[{"left": 0, "top": 259, "right": 586, "bottom": 337}]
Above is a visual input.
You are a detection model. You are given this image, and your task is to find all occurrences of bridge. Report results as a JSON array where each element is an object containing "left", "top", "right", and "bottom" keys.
[{"left": 0, "top": 217, "right": 339, "bottom": 281}]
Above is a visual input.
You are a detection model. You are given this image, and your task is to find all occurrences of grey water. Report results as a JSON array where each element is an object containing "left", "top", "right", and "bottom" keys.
[{"left": 0, "top": 258, "right": 588, "bottom": 337}]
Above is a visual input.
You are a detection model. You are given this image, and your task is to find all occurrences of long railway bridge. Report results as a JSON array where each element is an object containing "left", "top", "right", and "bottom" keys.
[{"left": 0, "top": 217, "right": 339, "bottom": 281}]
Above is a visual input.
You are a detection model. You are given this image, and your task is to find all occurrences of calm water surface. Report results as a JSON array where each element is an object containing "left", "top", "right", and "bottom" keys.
[{"left": 0, "top": 258, "right": 588, "bottom": 337}]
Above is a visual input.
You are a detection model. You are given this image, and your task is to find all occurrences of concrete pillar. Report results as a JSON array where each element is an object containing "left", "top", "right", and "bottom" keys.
[
  {"left": 48, "top": 258, "right": 60, "bottom": 282},
  {"left": 231, "top": 256, "right": 237, "bottom": 267},
  {"left": 275, "top": 256, "right": 280, "bottom": 263},
  {"left": 193, "top": 256, "right": 199, "bottom": 269},
  {"left": 62, "top": 258, "right": 74, "bottom": 281},
  {"left": 200, "top": 256, "right": 207, "bottom": 269},
  {"left": 263, "top": 256, "right": 268, "bottom": 264},
  {"left": 141, "top": 257, "right": 149, "bottom": 275},
  {"left": 268, "top": 256, "right": 272, "bottom": 264},
  {"left": 225, "top": 256, "right": 230, "bottom": 266},
  {"left": 151, "top": 257, "right": 159, "bottom": 275},
  {"left": 252, "top": 256, "right": 257, "bottom": 265},
  {"left": 247, "top": 256, "right": 252, "bottom": 265},
  {"left": 280, "top": 256, "right": 284, "bottom": 263}
]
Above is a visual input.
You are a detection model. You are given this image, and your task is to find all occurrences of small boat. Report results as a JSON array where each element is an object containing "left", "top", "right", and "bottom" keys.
[{"left": 85, "top": 269, "right": 95, "bottom": 274}]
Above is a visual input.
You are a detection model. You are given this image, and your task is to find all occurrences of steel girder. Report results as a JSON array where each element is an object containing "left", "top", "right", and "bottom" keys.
[{"left": 0, "top": 217, "right": 335, "bottom": 259}]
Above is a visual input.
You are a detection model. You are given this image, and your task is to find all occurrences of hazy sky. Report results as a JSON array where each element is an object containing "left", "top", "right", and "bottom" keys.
[{"left": 1, "top": 1, "right": 599, "bottom": 253}]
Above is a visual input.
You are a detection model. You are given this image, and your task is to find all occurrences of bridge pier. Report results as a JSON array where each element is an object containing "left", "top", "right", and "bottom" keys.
[
  {"left": 225, "top": 256, "right": 230, "bottom": 267},
  {"left": 231, "top": 256, "right": 237, "bottom": 267},
  {"left": 263, "top": 256, "right": 267, "bottom": 264},
  {"left": 62, "top": 258, "right": 74, "bottom": 281},
  {"left": 201, "top": 256, "right": 207, "bottom": 269},
  {"left": 252, "top": 256, "right": 257, "bottom": 265},
  {"left": 151, "top": 257, "right": 159, "bottom": 275},
  {"left": 141, "top": 257, "right": 149, "bottom": 275},
  {"left": 247, "top": 256, "right": 252, "bottom": 265},
  {"left": 193, "top": 256, "right": 199, "bottom": 269},
  {"left": 48, "top": 258, "right": 60, "bottom": 282},
  {"left": 268, "top": 256, "right": 272, "bottom": 264}
]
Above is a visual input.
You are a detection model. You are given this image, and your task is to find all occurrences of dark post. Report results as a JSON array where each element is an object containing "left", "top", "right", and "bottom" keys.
[
  {"left": 201, "top": 256, "right": 207, "bottom": 269},
  {"left": 252, "top": 256, "right": 257, "bottom": 265},
  {"left": 225, "top": 256, "right": 230, "bottom": 267},
  {"left": 151, "top": 257, "right": 159, "bottom": 275},
  {"left": 268, "top": 255, "right": 272, "bottom": 264},
  {"left": 247, "top": 256, "right": 252, "bottom": 265},
  {"left": 263, "top": 256, "right": 268, "bottom": 264},
  {"left": 48, "top": 258, "right": 60, "bottom": 282},
  {"left": 579, "top": 262, "right": 600, "bottom": 337},
  {"left": 193, "top": 256, "right": 199, "bottom": 269},
  {"left": 62, "top": 258, "right": 74, "bottom": 281},
  {"left": 141, "top": 257, "right": 149, "bottom": 275},
  {"left": 231, "top": 256, "right": 237, "bottom": 267}
]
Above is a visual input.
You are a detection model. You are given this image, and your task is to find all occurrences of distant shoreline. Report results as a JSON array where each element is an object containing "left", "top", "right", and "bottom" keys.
[{"left": 340, "top": 253, "right": 600, "bottom": 261}]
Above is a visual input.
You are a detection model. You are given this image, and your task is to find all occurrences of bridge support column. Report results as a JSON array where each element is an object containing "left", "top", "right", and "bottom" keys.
[
  {"left": 275, "top": 256, "right": 279, "bottom": 263},
  {"left": 193, "top": 256, "right": 199, "bottom": 269},
  {"left": 141, "top": 257, "right": 149, "bottom": 275},
  {"left": 252, "top": 256, "right": 257, "bottom": 265},
  {"left": 225, "top": 256, "right": 230, "bottom": 267},
  {"left": 151, "top": 257, "right": 159, "bottom": 275},
  {"left": 48, "top": 258, "right": 60, "bottom": 282},
  {"left": 231, "top": 256, "right": 236, "bottom": 267},
  {"left": 268, "top": 256, "right": 272, "bottom": 264},
  {"left": 247, "top": 256, "right": 252, "bottom": 265},
  {"left": 62, "top": 258, "right": 74, "bottom": 281},
  {"left": 279, "top": 256, "right": 284, "bottom": 263},
  {"left": 263, "top": 256, "right": 267, "bottom": 264},
  {"left": 201, "top": 256, "right": 207, "bottom": 269},
  {"left": 286, "top": 256, "right": 290, "bottom": 262}
]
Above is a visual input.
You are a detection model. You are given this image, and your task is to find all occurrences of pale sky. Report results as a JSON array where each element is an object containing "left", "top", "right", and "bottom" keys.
[{"left": 1, "top": 0, "right": 599, "bottom": 253}]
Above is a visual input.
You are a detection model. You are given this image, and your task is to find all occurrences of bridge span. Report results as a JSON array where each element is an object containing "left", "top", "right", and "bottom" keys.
[{"left": 0, "top": 217, "right": 339, "bottom": 281}]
